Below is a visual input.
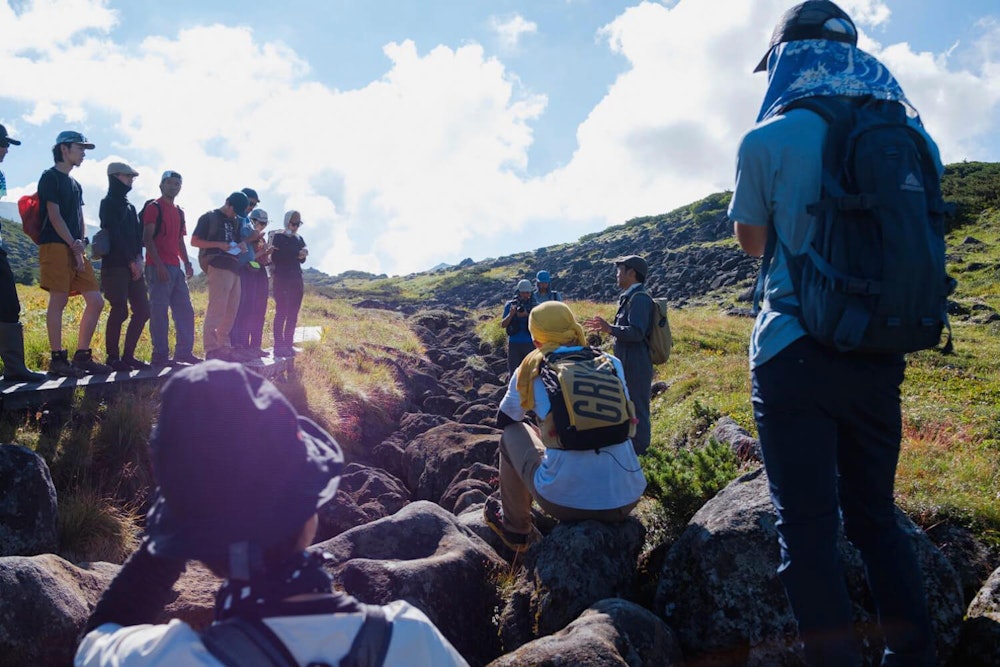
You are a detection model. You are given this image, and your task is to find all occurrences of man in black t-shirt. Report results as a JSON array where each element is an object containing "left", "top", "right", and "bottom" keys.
[
  {"left": 190, "top": 192, "right": 249, "bottom": 362},
  {"left": 37, "top": 130, "right": 110, "bottom": 378}
]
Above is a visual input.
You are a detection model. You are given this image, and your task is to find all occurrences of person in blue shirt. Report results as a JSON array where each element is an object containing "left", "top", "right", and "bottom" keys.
[
  {"left": 500, "top": 279, "right": 537, "bottom": 377},
  {"left": 729, "top": 3, "right": 936, "bottom": 664}
]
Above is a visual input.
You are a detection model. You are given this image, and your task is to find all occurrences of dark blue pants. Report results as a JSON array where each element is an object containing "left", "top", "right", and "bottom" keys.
[
  {"left": 752, "top": 336, "right": 934, "bottom": 666},
  {"left": 231, "top": 267, "right": 268, "bottom": 349},
  {"left": 272, "top": 273, "right": 304, "bottom": 351}
]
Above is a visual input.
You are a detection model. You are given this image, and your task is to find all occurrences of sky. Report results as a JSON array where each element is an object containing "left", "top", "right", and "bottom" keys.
[{"left": 1, "top": 0, "right": 998, "bottom": 277}]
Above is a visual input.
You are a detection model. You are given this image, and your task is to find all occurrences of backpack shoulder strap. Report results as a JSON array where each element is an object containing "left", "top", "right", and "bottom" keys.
[
  {"left": 201, "top": 616, "right": 300, "bottom": 667},
  {"left": 340, "top": 604, "right": 393, "bottom": 667}
]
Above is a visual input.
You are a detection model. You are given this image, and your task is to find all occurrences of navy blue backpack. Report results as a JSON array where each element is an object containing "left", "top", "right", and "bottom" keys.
[{"left": 757, "top": 95, "right": 956, "bottom": 354}]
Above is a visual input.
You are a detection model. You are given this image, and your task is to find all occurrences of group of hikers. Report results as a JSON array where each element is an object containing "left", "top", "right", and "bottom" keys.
[
  {"left": 2, "top": 2, "right": 952, "bottom": 665},
  {"left": 0, "top": 142, "right": 311, "bottom": 384}
]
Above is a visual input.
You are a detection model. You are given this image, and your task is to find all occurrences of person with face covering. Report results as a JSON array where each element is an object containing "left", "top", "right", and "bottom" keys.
[
  {"left": 484, "top": 301, "right": 646, "bottom": 553},
  {"left": 730, "top": 2, "right": 938, "bottom": 663},
  {"left": 99, "top": 162, "right": 150, "bottom": 372},
  {"left": 271, "top": 210, "right": 307, "bottom": 357}
]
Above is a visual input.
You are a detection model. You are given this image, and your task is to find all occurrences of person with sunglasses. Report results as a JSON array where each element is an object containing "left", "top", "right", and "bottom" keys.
[{"left": 271, "top": 210, "right": 307, "bottom": 357}]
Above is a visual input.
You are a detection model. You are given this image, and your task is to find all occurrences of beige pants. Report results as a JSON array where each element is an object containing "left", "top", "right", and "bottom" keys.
[
  {"left": 499, "top": 422, "right": 639, "bottom": 534},
  {"left": 203, "top": 266, "right": 241, "bottom": 352}
]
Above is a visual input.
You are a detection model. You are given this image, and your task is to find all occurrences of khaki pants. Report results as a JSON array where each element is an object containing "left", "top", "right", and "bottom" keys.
[
  {"left": 499, "top": 422, "right": 638, "bottom": 533},
  {"left": 203, "top": 266, "right": 241, "bottom": 353}
]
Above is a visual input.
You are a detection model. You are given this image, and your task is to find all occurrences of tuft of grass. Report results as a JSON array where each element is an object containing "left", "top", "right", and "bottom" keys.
[{"left": 58, "top": 488, "right": 141, "bottom": 564}]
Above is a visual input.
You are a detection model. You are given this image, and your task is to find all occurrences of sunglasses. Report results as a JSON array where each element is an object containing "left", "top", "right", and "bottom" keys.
[{"left": 291, "top": 222, "right": 302, "bottom": 228}]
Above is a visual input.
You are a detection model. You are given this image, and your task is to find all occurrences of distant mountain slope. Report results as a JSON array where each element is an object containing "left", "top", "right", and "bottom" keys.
[{"left": 5, "top": 162, "right": 999, "bottom": 309}]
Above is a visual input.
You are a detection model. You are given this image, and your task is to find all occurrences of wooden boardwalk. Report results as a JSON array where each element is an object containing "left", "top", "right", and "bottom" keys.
[{"left": 0, "top": 353, "right": 293, "bottom": 411}]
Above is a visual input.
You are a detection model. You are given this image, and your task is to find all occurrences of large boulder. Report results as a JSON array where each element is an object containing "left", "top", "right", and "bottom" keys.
[
  {"left": 316, "top": 500, "right": 506, "bottom": 666},
  {"left": 0, "top": 551, "right": 220, "bottom": 667},
  {"left": 655, "top": 468, "right": 965, "bottom": 666},
  {"left": 0, "top": 554, "right": 116, "bottom": 666},
  {"left": 316, "top": 463, "right": 411, "bottom": 541},
  {"left": 401, "top": 422, "right": 499, "bottom": 502},
  {"left": 488, "top": 598, "right": 683, "bottom": 667},
  {"left": 496, "top": 517, "right": 646, "bottom": 652},
  {"left": 951, "top": 566, "right": 1000, "bottom": 666},
  {"left": 0, "top": 444, "right": 59, "bottom": 557}
]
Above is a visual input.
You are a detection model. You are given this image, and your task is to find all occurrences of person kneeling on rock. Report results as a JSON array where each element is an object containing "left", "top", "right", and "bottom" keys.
[
  {"left": 76, "top": 360, "right": 467, "bottom": 666},
  {"left": 485, "top": 301, "right": 647, "bottom": 553}
]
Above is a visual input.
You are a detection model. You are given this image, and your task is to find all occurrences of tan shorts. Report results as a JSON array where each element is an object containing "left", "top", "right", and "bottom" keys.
[{"left": 38, "top": 243, "right": 99, "bottom": 296}]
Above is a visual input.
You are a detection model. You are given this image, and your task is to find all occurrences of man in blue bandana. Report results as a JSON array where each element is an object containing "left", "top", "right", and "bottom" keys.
[{"left": 729, "top": 2, "right": 936, "bottom": 664}]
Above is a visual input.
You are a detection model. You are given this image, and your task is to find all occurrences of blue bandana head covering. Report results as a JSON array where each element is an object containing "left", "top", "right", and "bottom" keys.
[{"left": 757, "top": 40, "right": 916, "bottom": 123}]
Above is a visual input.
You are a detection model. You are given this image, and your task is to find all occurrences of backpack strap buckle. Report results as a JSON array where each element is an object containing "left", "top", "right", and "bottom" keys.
[
  {"left": 843, "top": 278, "right": 881, "bottom": 296},
  {"left": 836, "top": 194, "right": 878, "bottom": 211}
]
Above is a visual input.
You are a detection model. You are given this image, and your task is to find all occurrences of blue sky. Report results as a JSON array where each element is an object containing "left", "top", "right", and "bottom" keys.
[{"left": 1, "top": 0, "right": 998, "bottom": 276}]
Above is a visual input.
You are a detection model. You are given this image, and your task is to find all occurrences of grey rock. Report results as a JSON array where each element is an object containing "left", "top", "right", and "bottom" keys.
[
  {"left": 0, "top": 444, "right": 58, "bottom": 557},
  {"left": 488, "top": 598, "right": 682, "bottom": 667}
]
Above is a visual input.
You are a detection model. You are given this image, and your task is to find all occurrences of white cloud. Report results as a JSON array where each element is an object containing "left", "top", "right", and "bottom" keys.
[
  {"left": 490, "top": 14, "right": 538, "bottom": 52},
  {"left": 1, "top": 0, "right": 998, "bottom": 276}
]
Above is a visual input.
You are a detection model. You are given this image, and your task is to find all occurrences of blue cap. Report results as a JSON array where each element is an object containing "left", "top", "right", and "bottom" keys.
[
  {"left": 536, "top": 270, "right": 551, "bottom": 283},
  {"left": 227, "top": 191, "right": 250, "bottom": 216},
  {"left": 54, "top": 130, "right": 94, "bottom": 149}
]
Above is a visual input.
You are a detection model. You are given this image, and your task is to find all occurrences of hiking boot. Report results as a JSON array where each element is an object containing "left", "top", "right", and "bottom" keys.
[
  {"left": 122, "top": 356, "right": 151, "bottom": 370},
  {"left": 48, "top": 350, "right": 87, "bottom": 379},
  {"left": 483, "top": 494, "right": 535, "bottom": 553},
  {"left": 72, "top": 349, "right": 113, "bottom": 375},
  {"left": 108, "top": 358, "right": 134, "bottom": 373},
  {"left": 151, "top": 356, "right": 179, "bottom": 368},
  {"left": 172, "top": 353, "right": 204, "bottom": 365}
]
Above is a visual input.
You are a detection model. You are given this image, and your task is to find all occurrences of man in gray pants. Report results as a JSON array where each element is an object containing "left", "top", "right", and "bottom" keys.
[{"left": 585, "top": 255, "right": 654, "bottom": 454}]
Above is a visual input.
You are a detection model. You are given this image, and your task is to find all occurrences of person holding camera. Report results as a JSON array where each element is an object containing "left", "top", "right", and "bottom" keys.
[{"left": 500, "top": 279, "right": 537, "bottom": 377}]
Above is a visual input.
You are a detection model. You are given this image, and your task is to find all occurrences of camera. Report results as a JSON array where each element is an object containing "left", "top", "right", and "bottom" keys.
[{"left": 516, "top": 303, "right": 526, "bottom": 314}]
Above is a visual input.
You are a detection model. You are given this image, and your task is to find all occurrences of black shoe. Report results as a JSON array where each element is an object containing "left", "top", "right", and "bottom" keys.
[
  {"left": 72, "top": 349, "right": 113, "bottom": 375},
  {"left": 108, "top": 358, "right": 134, "bottom": 373},
  {"left": 172, "top": 353, "right": 204, "bottom": 365},
  {"left": 48, "top": 350, "right": 87, "bottom": 379},
  {"left": 122, "top": 356, "right": 151, "bottom": 370}
]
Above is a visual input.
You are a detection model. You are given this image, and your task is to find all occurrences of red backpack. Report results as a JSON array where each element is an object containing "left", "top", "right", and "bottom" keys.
[{"left": 17, "top": 192, "right": 44, "bottom": 244}]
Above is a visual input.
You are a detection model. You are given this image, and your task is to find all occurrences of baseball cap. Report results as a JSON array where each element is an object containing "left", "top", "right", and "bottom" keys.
[
  {"left": 54, "top": 130, "right": 95, "bottom": 149},
  {"left": 145, "top": 361, "right": 344, "bottom": 562},
  {"left": 161, "top": 170, "right": 183, "bottom": 183},
  {"left": 754, "top": 1, "right": 857, "bottom": 73},
  {"left": 249, "top": 208, "right": 269, "bottom": 223},
  {"left": 536, "top": 270, "right": 551, "bottom": 283},
  {"left": 517, "top": 279, "right": 533, "bottom": 292},
  {"left": 0, "top": 124, "right": 20, "bottom": 146},
  {"left": 226, "top": 191, "right": 250, "bottom": 216},
  {"left": 107, "top": 162, "right": 139, "bottom": 177},
  {"left": 241, "top": 187, "right": 260, "bottom": 203},
  {"left": 613, "top": 254, "right": 649, "bottom": 282}
]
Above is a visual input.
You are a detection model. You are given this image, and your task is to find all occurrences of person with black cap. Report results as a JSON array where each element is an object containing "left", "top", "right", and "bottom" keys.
[
  {"left": 0, "top": 123, "right": 46, "bottom": 382},
  {"left": 75, "top": 360, "right": 467, "bottom": 666},
  {"left": 191, "top": 192, "right": 250, "bottom": 362},
  {"left": 38, "top": 130, "right": 111, "bottom": 377},
  {"left": 584, "top": 255, "right": 654, "bottom": 455},
  {"left": 230, "top": 187, "right": 266, "bottom": 360},
  {"left": 99, "top": 162, "right": 150, "bottom": 372},
  {"left": 730, "top": 2, "right": 936, "bottom": 664}
]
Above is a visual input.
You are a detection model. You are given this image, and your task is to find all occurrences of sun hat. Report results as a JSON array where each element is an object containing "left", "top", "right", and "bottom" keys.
[
  {"left": 249, "top": 208, "right": 269, "bottom": 223},
  {"left": 107, "top": 162, "right": 139, "bottom": 177},
  {"left": 145, "top": 361, "right": 344, "bottom": 563},
  {"left": 0, "top": 124, "right": 20, "bottom": 146},
  {"left": 754, "top": 0, "right": 857, "bottom": 73},
  {"left": 612, "top": 254, "right": 648, "bottom": 282},
  {"left": 54, "top": 130, "right": 95, "bottom": 149}
]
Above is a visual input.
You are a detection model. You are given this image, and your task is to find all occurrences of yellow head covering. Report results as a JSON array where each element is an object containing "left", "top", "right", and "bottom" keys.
[{"left": 515, "top": 301, "right": 588, "bottom": 411}]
